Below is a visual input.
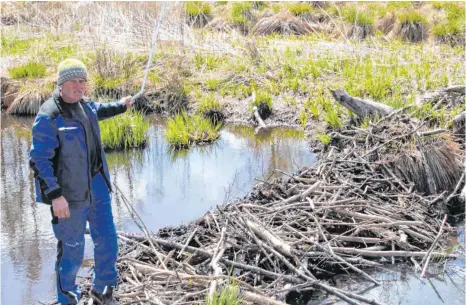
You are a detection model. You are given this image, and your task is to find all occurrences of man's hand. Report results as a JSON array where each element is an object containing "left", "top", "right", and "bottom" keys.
[
  {"left": 52, "top": 196, "right": 70, "bottom": 219},
  {"left": 121, "top": 96, "right": 135, "bottom": 109}
]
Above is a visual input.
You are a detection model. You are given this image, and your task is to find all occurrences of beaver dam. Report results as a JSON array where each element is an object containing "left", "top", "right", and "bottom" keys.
[{"left": 72, "top": 92, "right": 465, "bottom": 305}]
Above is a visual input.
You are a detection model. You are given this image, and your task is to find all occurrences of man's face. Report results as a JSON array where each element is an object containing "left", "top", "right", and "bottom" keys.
[{"left": 61, "top": 78, "right": 87, "bottom": 103}]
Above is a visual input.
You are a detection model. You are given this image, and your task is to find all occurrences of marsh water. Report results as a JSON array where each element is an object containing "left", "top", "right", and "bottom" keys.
[
  {"left": 1, "top": 114, "right": 464, "bottom": 305},
  {"left": 1, "top": 114, "right": 316, "bottom": 305}
]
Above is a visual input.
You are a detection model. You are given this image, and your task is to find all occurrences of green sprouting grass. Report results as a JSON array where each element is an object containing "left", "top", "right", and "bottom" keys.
[
  {"left": 206, "top": 285, "right": 242, "bottom": 305},
  {"left": 185, "top": 1, "right": 212, "bottom": 17},
  {"left": 433, "top": 3, "right": 465, "bottom": 40},
  {"left": 287, "top": 2, "right": 313, "bottom": 16},
  {"left": 165, "top": 112, "right": 221, "bottom": 149},
  {"left": 398, "top": 11, "right": 428, "bottom": 24},
  {"left": 99, "top": 110, "right": 149, "bottom": 150},
  {"left": 9, "top": 61, "right": 47, "bottom": 79},
  {"left": 299, "top": 109, "right": 307, "bottom": 128},
  {"left": 194, "top": 53, "right": 223, "bottom": 71},
  {"left": 323, "top": 107, "right": 342, "bottom": 129},
  {"left": 1, "top": 36, "right": 35, "bottom": 55},
  {"left": 343, "top": 6, "right": 375, "bottom": 26},
  {"left": 198, "top": 93, "right": 222, "bottom": 114},
  {"left": 251, "top": 89, "right": 272, "bottom": 112},
  {"left": 230, "top": 2, "right": 253, "bottom": 26},
  {"left": 316, "top": 131, "right": 332, "bottom": 145},
  {"left": 305, "top": 98, "right": 320, "bottom": 119},
  {"left": 205, "top": 79, "right": 223, "bottom": 90},
  {"left": 40, "top": 43, "right": 77, "bottom": 62}
]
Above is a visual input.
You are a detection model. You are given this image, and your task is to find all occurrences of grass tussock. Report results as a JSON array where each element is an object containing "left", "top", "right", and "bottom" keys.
[
  {"left": 9, "top": 61, "right": 47, "bottom": 79},
  {"left": 251, "top": 90, "right": 272, "bottom": 119},
  {"left": 229, "top": 2, "right": 255, "bottom": 33},
  {"left": 432, "top": 3, "right": 465, "bottom": 45},
  {"left": 393, "top": 135, "right": 462, "bottom": 195},
  {"left": 6, "top": 78, "right": 55, "bottom": 115},
  {"left": 206, "top": 285, "right": 242, "bottom": 305},
  {"left": 1, "top": 75, "right": 20, "bottom": 109},
  {"left": 375, "top": 13, "right": 396, "bottom": 34},
  {"left": 99, "top": 110, "right": 149, "bottom": 150},
  {"left": 395, "top": 11, "right": 429, "bottom": 42},
  {"left": 185, "top": 2, "right": 212, "bottom": 28},
  {"left": 198, "top": 92, "right": 225, "bottom": 124},
  {"left": 252, "top": 11, "right": 312, "bottom": 36},
  {"left": 165, "top": 112, "right": 221, "bottom": 149},
  {"left": 287, "top": 2, "right": 313, "bottom": 18},
  {"left": 90, "top": 47, "right": 141, "bottom": 99}
]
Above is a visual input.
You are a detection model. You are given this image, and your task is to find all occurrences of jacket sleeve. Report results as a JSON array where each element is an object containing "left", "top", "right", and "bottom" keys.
[
  {"left": 29, "top": 113, "right": 62, "bottom": 201},
  {"left": 91, "top": 100, "right": 128, "bottom": 121}
]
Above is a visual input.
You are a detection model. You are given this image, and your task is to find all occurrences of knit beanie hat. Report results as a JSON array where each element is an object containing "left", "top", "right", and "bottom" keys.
[{"left": 57, "top": 58, "right": 88, "bottom": 86}]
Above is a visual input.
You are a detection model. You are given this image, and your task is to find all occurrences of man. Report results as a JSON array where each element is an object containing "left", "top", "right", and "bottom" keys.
[{"left": 29, "top": 58, "right": 134, "bottom": 305}]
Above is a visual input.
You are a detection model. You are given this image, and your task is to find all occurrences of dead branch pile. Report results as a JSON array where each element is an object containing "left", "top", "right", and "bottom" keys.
[{"left": 73, "top": 110, "right": 464, "bottom": 305}]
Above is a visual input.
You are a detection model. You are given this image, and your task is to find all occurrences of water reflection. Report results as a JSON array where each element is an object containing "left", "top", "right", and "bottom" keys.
[
  {"left": 110, "top": 119, "right": 315, "bottom": 233},
  {"left": 1, "top": 114, "right": 315, "bottom": 304}
]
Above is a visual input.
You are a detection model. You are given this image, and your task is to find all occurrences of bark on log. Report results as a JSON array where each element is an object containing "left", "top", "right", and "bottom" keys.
[
  {"left": 453, "top": 110, "right": 465, "bottom": 139},
  {"left": 244, "top": 219, "right": 292, "bottom": 257},
  {"left": 330, "top": 89, "right": 393, "bottom": 118}
]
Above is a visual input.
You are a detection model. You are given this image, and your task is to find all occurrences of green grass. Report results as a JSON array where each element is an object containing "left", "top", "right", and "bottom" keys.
[
  {"left": 316, "top": 131, "right": 332, "bottom": 145},
  {"left": 194, "top": 53, "right": 223, "bottom": 71},
  {"left": 185, "top": 2, "right": 212, "bottom": 17},
  {"left": 205, "top": 79, "right": 223, "bottom": 90},
  {"left": 305, "top": 98, "right": 320, "bottom": 119},
  {"left": 1, "top": 36, "right": 35, "bottom": 55},
  {"left": 299, "top": 109, "right": 307, "bottom": 128},
  {"left": 198, "top": 93, "right": 222, "bottom": 114},
  {"left": 287, "top": 2, "right": 313, "bottom": 16},
  {"left": 9, "top": 61, "right": 47, "bottom": 79},
  {"left": 206, "top": 285, "right": 242, "bottom": 305},
  {"left": 398, "top": 11, "right": 428, "bottom": 24},
  {"left": 323, "top": 107, "right": 342, "bottom": 129},
  {"left": 251, "top": 90, "right": 272, "bottom": 112},
  {"left": 165, "top": 112, "right": 221, "bottom": 149},
  {"left": 99, "top": 110, "right": 149, "bottom": 150},
  {"left": 343, "top": 6, "right": 375, "bottom": 26},
  {"left": 230, "top": 2, "right": 253, "bottom": 26},
  {"left": 432, "top": 3, "right": 465, "bottom": 40}
]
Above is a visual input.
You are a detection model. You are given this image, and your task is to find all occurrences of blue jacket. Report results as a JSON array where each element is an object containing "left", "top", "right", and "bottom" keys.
[{"left": 29, "top": 94, "right": 127, "bottom": 206}]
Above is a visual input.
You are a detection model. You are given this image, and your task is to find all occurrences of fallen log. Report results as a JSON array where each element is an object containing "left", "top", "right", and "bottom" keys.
[{"left": 330, "top": 89, "right": 393, "bottom": 118}]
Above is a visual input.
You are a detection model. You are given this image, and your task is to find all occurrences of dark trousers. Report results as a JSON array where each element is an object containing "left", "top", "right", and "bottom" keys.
[{"left": 52, "top": 173, "right": 118, "bottom": 304}]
